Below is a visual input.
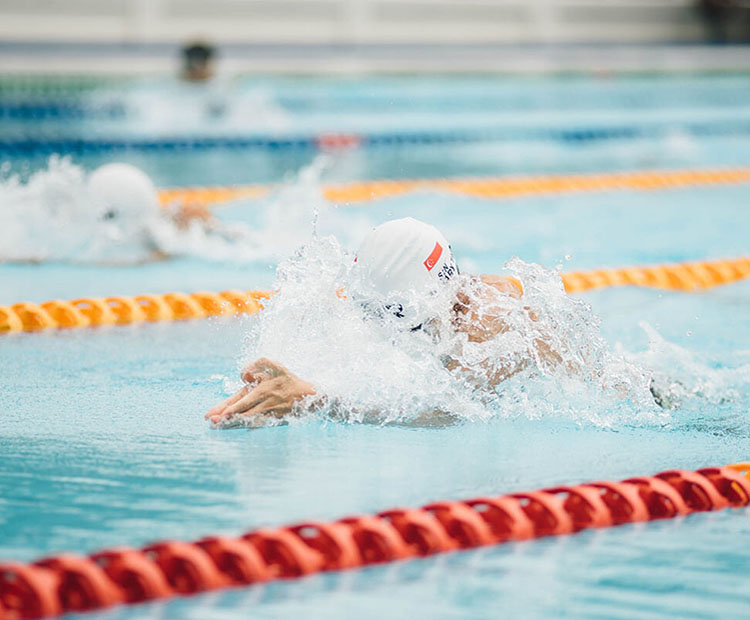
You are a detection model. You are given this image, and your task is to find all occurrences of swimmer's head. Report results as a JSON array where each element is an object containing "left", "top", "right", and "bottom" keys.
[
  {"left": 88, "top": 163, "right": 159, "bottom": 226},
  {"left": 87, "top": 163, "right": 161, "bottom": 257},
  {"left": 181, "top": 41, "right": 216, "bottom": 81},
  {"left": 352, "top": 217, "right": 460, "bottom": 330}
]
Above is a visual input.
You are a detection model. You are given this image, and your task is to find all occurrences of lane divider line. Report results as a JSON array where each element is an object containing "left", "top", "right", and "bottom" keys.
[
  {"left": 7, "top": 120, "right": 750, "bottom": 154},
  {"left": 158, "top": 167, "right": 750, "bottom": 207},
  {"left": 0, "top": 463, "right": 747, "bottom": 619},
  {"left": 1, "top": 257, "right": 748, "bottom": 334}
]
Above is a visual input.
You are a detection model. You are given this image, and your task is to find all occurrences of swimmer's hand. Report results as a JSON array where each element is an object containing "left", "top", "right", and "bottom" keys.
[{"left": 205, "top": 358, "right": 316, "bottom": 428}]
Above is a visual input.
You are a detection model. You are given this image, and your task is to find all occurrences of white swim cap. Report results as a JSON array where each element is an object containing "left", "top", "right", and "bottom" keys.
[
  {"left": 352, "top": 217, "right": 459, "bottom": 328},
  {"left": 87, "top": 163, "right": 159, "bottom": 224}
]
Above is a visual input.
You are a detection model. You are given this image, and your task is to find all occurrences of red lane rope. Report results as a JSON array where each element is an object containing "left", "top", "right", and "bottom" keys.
[{"left": 1, "top": 463, "right": 748, "bottom": 619}]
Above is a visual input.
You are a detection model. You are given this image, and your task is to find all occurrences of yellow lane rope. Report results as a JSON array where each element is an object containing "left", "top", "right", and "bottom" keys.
[
  {"left": 158, "top": 167, "right": 750, "bottom": 206},
  {"left": 2, "top": 256, "right": 749, "bottom": 334}
]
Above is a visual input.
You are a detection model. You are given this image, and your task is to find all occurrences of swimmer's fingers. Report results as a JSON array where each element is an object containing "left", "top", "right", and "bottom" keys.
[
  {"left": 210, "top": 376, "right": 311, "bottom": 425},
  {"left": 204, "top": 385, "right": 249, "bottom": 420},
  {"left": 240, "top": 377, "right": 316, "bottom": 419},
  {"left": 211, "top": 383, "right": 276, "bottom": 422},
  {"left": 208, "top": 397, "right": 270, "bottom": 426},
  {"left": 216, "top": 411, "right": 289, "bottom": 429},
  {"left": 209, "top": 371, "right": 316, "bottom": 428}
]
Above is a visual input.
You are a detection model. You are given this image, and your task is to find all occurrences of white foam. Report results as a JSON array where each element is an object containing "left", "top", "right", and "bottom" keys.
[
  {"left": 227, "top": 235, "right": 672, "bottom": 429},
  {"left": 92, "top": 80, "right": 291, "bottom": 136},
  {"left": 0, "top": 156, "right": 367, "bottom": 265},
  {"left": 622, "top": 321, "right": 750, "bottom": 409}
]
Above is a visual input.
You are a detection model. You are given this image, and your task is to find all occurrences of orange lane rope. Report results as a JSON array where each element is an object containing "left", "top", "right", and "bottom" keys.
[
  {"left": 1, "top": 257, "right": 749, "bottom": 334},
  {"left": 561, "top": 256, "right": 750, "bottom": 294},
  {"left": 0, "top": 291, "right": 271, "bottom": 333},
  {"left": 158, "top": 167, "right": 750, "bottom": 206},
  {"left": 0, "top": 463, "right": 748, "bottom": 619}
]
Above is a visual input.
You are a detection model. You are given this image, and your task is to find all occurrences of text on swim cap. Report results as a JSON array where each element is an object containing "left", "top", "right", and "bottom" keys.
[{"left": 424, "top": 242, "right": 443, "bottom": 271}]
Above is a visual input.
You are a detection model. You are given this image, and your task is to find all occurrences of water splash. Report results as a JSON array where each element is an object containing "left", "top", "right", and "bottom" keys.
[
  {"left": 92, "top": 81, "right": 291, "bottom": 136},
  {"left": 225, "top": 235, "right": 672, "bottom": 430},
  {"left": 0, "top": 155, "right": 107, "bottom": 262},
  {"left": 0, "top": 156, "right": 367, "bottom": 265},
  {"left": 155, "top": 155, "right": 374, "bottom": 264},
  {"left": 622, "top": 322, "right": 750, "bottom": 410}
]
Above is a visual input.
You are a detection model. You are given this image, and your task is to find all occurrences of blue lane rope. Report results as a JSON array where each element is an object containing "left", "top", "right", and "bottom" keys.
[
  {"left": 2, "top": 121, "right": 750, "bottom": 155},
  {"left": 0, "top": 102, "right": 126, "bottom": 120},
  {"left": 0, "top": 136, "right": 319, "bottom": 154}
]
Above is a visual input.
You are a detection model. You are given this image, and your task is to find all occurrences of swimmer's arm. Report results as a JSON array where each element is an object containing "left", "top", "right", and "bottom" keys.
[
  {"left": 452, "top": 274, "right": 523, "bottom": 345},
  {"left": 453, "top": 274, "right": 565, "bottom": 385},
  {"left": 205, "top": 359, "right": 458, "bottom": 428},
  {"left": 166, "top": 201, "right": 216, "bottom": 231},
  {"left": 479, "top": 274, "right": 523, "bottom": 299},
  {"left": 481, "top": 274, "right": 567, "bottom": 371},
  {"left": 443, "top": 354, "right": 529, "bottom": 390}
]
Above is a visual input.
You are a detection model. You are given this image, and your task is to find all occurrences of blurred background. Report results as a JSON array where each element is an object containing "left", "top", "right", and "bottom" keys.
[
  {"left": 1, "top": 0, "right": 750, "bottom": 266},
  {"left": 2, "top": 0, "right": 750, "bottom": 74}
]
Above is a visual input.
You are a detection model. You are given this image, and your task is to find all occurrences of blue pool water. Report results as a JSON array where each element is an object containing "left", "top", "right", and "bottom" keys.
[{"left": 1, "top": 73, "right": 750, "bottom": 619}]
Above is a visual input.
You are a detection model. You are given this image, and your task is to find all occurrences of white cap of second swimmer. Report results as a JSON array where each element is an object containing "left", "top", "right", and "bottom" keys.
[
  {"left": 87, "top": 163, "right": 159, "bottom": 224},
  {"left": 353, "top": 217, "right": 459, "bottom": 327}
]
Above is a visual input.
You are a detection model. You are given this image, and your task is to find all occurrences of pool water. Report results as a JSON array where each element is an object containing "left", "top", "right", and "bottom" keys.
[{"left": 1, "top": 73, "right": 750, "bottom": 619}]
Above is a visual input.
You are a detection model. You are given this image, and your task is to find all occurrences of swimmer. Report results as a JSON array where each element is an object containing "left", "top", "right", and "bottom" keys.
[
  {"left": 1, "top": 158, "right": 254, "bottom": 264},
  {"left": 205, "top": 217, "right": 579, "bottom": 427},
  {"left": 84, "top": 162, "right": 219, "bottom": 263},
  {"left": 177, "top": 41, "right": 228, "bottom": 118},
  {"left": 181, "top": 41, "right": 216, "bottom": 82}
]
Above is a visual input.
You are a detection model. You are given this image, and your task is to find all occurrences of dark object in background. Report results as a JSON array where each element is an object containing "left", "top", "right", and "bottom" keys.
[
  {"left": 696, "top": 0, "right": 736, "bottom": 43},
  {"left": 181, "top": 41, "right": 216, "bottom": 81}
]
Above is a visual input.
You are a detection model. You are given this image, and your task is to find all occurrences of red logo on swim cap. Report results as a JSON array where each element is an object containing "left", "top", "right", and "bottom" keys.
[{"left": 424, "top": 242, "right": 443, "bottom": 271}]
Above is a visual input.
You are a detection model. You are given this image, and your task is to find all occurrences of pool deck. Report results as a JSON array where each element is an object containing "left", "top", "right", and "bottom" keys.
[{"left": 1, "top": 42, "right": 750, "bottom": 75}]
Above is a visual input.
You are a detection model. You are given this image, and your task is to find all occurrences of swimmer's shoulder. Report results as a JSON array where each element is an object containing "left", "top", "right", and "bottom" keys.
[{"left": 479, "top": 274, "right": 523, "bottom": 299}]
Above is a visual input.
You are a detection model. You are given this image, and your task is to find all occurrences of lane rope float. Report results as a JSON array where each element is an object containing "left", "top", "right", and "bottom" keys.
[
  {"left": 0, "top": 462, "right": 747, "bottom": 619},
  {"left": 158, "top": 167, "right": 750, "bottom": 207},
  {"left": 561, "top": 256, "right": 750, "bottom": 294},
  {"left": 1, "top": 256, "right": 749, "bottom": 334},
  {"left": 0, "top": 291, "right": 271, "bottom": 334}
]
